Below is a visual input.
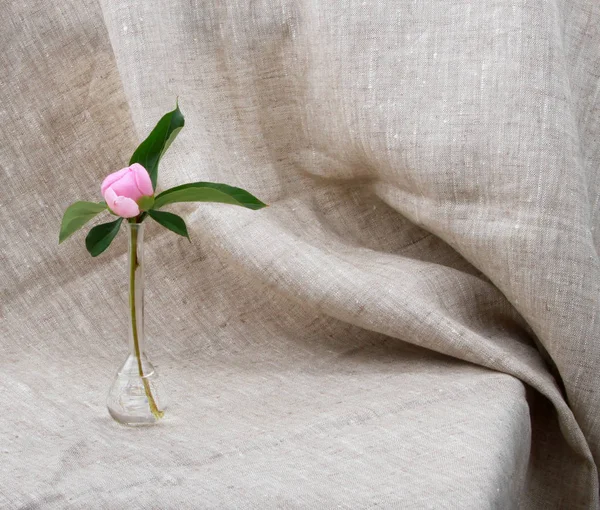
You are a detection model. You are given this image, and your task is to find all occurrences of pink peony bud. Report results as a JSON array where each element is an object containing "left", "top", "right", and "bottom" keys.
[{"left": 101, "top": 163, "right": 153, "bottom": 218}]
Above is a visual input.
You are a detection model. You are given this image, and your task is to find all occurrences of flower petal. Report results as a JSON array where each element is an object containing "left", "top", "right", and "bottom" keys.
[
  {"left": 109, "top": 171, "right": 143, "bottom": 202},
  {"left": 131, "top": 163, "right": 153, "bottom": 196},
  {"left": 103, "top": 187, "right": 118, "bottom": 210},
  {"left": 100, "top": 167, "right": 130, "bottom": 195},
  {"left": 111, "top": 196, "right": 140, "bottom": 218}
]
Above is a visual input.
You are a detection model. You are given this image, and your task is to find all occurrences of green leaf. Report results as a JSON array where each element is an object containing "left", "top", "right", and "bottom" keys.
[
  {"left": 85, "top": 218, "right": 123, "bottom": 257},
  {"left": 153, "top": 182, "right": 267, "bottom": 210},
  {"left": 148, "top": 210, "right": 190, "bottom": 240},
  {"left": 137, "top": 195, "right": 155, "bottom": 211},
  {"left": 129, "top": 103, "right": 185, "bottom": 190},
  {"left": 59, "top": 201, "right": 107, "bottom": 244}
]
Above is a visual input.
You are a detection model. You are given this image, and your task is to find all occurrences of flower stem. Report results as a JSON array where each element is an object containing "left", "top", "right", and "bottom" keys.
[{"left": 129, "top": 224, "right": 164, "bottom": 420}]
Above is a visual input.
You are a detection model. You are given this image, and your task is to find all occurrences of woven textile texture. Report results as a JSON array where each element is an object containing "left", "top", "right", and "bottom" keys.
[{"left": 1, "top": 0, "right": 599, "bottom": 508}]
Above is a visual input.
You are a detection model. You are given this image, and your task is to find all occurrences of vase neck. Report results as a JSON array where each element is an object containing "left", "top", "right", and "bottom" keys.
[{"left": 127, "top": 222, "right": 145, "bottom": 358}]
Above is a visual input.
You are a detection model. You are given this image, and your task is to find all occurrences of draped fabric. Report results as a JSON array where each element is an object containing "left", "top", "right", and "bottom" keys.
[{"left": 1, "top": 0, "right": 599, "bottom": 507}]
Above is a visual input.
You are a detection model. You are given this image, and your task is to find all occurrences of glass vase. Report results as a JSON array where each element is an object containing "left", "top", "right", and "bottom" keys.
[{"left": 107, "top": 222, "right": 167, "bottom": 425}]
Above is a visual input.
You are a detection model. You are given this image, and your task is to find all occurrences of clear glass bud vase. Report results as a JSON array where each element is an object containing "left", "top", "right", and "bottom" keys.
[{"left": 107, "top": 222, "right": 167, "bottom": 425}]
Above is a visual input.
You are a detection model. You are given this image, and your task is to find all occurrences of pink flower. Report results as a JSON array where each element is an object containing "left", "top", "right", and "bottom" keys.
[{"left": 101, "top": 163, "right": 153, "bottom": 218}]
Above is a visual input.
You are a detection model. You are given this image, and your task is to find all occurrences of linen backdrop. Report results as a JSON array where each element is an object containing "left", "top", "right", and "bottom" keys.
[{"left": 1, "top": 0, "right": 599, "bottom": 508}]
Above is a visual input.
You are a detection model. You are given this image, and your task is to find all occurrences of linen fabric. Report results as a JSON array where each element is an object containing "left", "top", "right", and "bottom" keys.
[{"left": 1, "top": 0, "right": 599, "bottom": 508}]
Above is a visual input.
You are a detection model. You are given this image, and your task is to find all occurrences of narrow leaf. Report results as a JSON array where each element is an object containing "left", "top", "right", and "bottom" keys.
[
  {"left": 85, "top": 218, "right": 123, "bottom": 257},
  {"left": 148, "top": 210, "right": 189, "bottom": 240},
  {"left": 59, "top": 201, "right": 107, "bottom": 244},
  {"left": 129, "top": 104, "right": 185, "bottom": 190},
  {"left": 153, "top": 182, "right": 267, "bottom": 210}
]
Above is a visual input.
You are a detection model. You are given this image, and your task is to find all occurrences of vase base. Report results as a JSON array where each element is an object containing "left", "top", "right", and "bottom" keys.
[
  {"left": 108, "top": 407, "right": 165, "bottom": 426},
  {"left": 107, "top": 354, "right": 167, "bottom": 425}
]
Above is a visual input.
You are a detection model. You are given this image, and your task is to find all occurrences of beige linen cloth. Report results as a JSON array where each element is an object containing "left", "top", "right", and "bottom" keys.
[{"left": 1, "top": 0, "right": 599, "bottom": 508}]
